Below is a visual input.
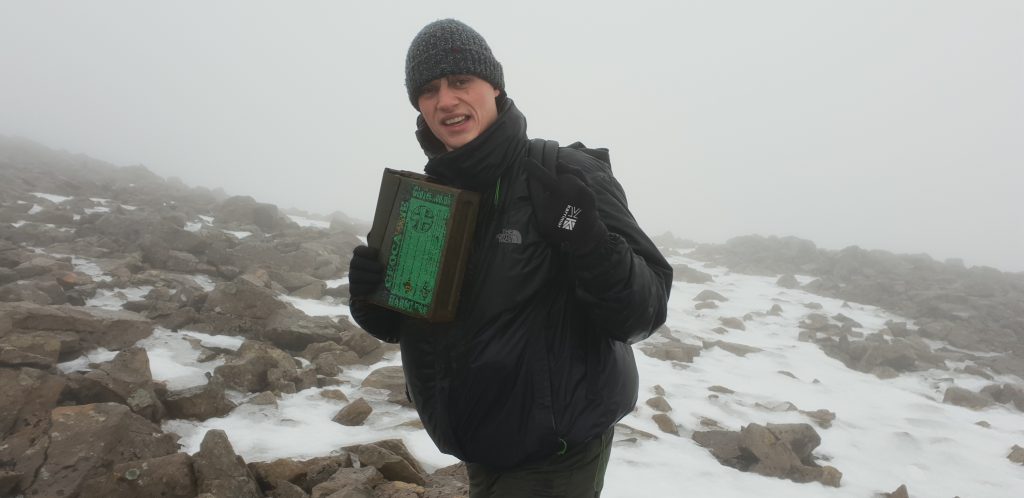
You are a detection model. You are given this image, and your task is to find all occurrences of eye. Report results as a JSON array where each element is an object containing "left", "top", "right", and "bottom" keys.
[
  {"left": 420, "top": 83, "right": 439, "bottom": 96},
  {"left": 452, "top": 76, "right": 471, "bottom": 88}
]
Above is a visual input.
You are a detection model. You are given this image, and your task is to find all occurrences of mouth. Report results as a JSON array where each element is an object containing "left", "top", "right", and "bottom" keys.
[{"left": 441, "top": 115, "right": 469, "bottom": 127}]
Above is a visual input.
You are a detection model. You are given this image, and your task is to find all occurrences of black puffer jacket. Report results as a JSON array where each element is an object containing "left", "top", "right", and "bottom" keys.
[{"left": 351, "top": 99, "right": 672, "bottom": 469}]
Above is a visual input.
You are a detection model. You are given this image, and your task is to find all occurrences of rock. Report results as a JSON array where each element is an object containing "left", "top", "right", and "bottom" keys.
[
  {"left": 672, "top": 264, "right": 713, "bottom": 284},
  {"left": 270, "top": 479, "right": 310, "bottom": 498},
  {"left": 695, "top": 301, "right": 718, "bottom": 310},
  {"left": 270, "top": 270, "right": 321, "bottom": 292},
  {"left": 719, "top": 317, "right": 746, "bottom": 331},
  {"left": 361, "top": 365, "right": 411, "bottom": 407},
  {"left": 249, "top": 458, "right": 308, "bottom": 490},
  {"left": 767, "top": 304, "right": 784, "bottom": 316},
  {"left": 321, "top": 389, "right": 349, "bottom": 402},
  {"left": 164, "top": 376, "right": 237, "bottom": 420},
  {"left": 692, "top": 430, "right": 744, "bottom": 468},
  {"left": 262, "top": 308, "right": 345, "bottom": 351},
  {"left": 302, "top": 455, "right": 355, "bottom": 491},
  {"left": 292, "top": 281, "right": 326, "bottom": 299},
  {"left": 615, "top": 423, "right": 659, "bottom": 444},
  {"left": 638, "top": 341, "right": 701, "bottom": 363},
  {"left": 776, "top": 274, "right": 799, "bottom": 288},
  {"left": 799, "top": 409, "right": 836, "bottom": 429},
  {"left": 165, "top": 250, "right": 199, "bottom": 272},
  {"left": 247, "top": 391, "right": 279, "bottom": 406},
  {"left": 203, "top": 280, "right": 286, "bottom": 320},
  {"left": 645, "top": 396, "right": 672, "bottom": 412},
  {"left": 694, "top": 289, "right": 728, "bottom": 302},
  {"left": 651, "top": 413, "right": 679, "bottom": 436},
  {"left": 0, "top": 332, "right": 62, "bottom": 368},
  {"left": 708, "top": 385, "right": 735, "bottom": 394},
  {"left": 66, "top": 346, "right": 165, "bottom": 422},
  {"left": 0, "top": 367, "right": 65, "bottom": 439},
  {"left": 25, "top": 403, "right": 178, "bottom": 498},
  {"left": 216, "top": 195, "right": 283, "bottom": 232},
  {"left": 344, "top": 439, "right": 426, "bottom": 485},
  {"left": 943, "top": 386, "right": 994, "bottom": 410},
  {"left": 1008, "top": 444, "right": 1024, "bottom": 464},
  {"left": 79, "top": 452, "right": 197, "bottom": 498},
  {"left": 14, "top": 256, "right": 73, "bottom": 279},
  {"left": 704, "top": 340, "right": 762, "bottom": 357},
  {"left": 832, "top": 313, "right": 863, "bottom": 329},
  {"left": 333, "top": 398, "right": 373, "bottom": 426},
  {"left": 885, "top": 484, "right": 910, "bottom": 498},
  {"left": 311, "top": 466, "right": 383, "bottom": 498},
  {"left": 652, "top": 384, "right": 666, "bottom": 396},
  {"left": 980, "top": 383, "right": 1024, "bottom": 411},
  {"left": 764, "top": 423, "right": 820, "bottom": 463},
  {"left": 0, "top": 301, "right": 154, "bottom": 350},
  {"left": 193, "top": 429, "right": 263, "bottom": 498},
  {"left": 214, "top": 340, "right": 299, "bottom": 393}
]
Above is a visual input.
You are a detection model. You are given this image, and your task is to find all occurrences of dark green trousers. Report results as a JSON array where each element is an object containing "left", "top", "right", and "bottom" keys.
[{"left": 466, "top": 426, "right": 614, "bottom": 498}]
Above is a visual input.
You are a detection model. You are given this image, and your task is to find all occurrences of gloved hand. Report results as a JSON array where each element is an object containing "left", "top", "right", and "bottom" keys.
[
  {"left": 348, "top": 245, "right": 385, "bottom": 298},
  {"left": 524, "top": 158, "right": 608, "bottom": 254}
]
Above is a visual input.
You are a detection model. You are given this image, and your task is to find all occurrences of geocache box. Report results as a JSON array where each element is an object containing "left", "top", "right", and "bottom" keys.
[{"left": 365, "top": 168, "right": 480, "bottom": 322}]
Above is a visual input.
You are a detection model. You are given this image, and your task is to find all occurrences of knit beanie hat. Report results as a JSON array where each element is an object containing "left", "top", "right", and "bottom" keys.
[{"left": 405, "top": 19, "right": 505, "bottom": 109}]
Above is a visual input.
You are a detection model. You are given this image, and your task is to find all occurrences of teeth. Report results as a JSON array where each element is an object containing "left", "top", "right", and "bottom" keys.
[{"left": 443, "top": 116, "right": 467, "bottom": 125}]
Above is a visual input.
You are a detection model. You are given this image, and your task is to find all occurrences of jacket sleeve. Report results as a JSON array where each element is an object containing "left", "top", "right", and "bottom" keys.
[
  {"left": 563, "top": 150, "right": 674, "bottom": 344},
  {"left": 349, "top": 299, "right": 403, "bottom": 344}
]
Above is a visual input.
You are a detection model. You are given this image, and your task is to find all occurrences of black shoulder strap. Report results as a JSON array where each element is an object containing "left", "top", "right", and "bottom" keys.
[{"left": 528, "top": 138, "right": 560, "bottom": 174}]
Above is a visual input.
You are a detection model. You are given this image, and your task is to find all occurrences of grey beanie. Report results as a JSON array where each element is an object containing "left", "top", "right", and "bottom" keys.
[{"left": 405, "top": 19, "right": 504, "bottom": 109}]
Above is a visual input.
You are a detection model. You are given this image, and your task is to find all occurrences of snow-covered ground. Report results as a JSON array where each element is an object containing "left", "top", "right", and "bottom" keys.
[{"left": 60, "top": 247, "right": 1024, "bottom": 497}]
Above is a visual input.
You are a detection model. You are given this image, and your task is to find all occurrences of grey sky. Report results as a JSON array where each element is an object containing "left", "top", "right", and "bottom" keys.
[{"left": 2, "top": 0, "right": 1021, "bottom": 272}]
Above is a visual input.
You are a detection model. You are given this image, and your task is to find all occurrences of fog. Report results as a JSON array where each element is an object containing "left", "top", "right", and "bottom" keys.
[{"left": 1, "top": 0, "right": 1021, "bottom": 272}]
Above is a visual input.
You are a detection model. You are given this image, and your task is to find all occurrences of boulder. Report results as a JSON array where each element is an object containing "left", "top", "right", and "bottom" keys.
[
  {"left": 694, "top": 289, "right": 728, "bottom": 302},
  {"left": 0, "top": 301, "right": 154, "bottom": 350},
  {"left": 163, "top": 376, "right": 237, "bottom": 420},
  {"left": 694, "top": 423, "right": 840, "bottom": 488},
  {"left": 203, "top": 280, "right": 286, "bottom": 320},
  {"left": 672, "top": 264, "right": 713, "bottom": 284},
  {"left": 192, "top": 429, "right": 263, "bottom": 498},
  {"left": 165, "top": 250, "right": 199, "bottom": 272},
  {"left": 216, "top": 195, "right": 283, "bottom": 232},
  {"left": 645, "top": 396, "right": 672, "bottom": 413},
  {"left": 269, "top": 270, "right": 321, "bottom": 292},
  {"left": 361, "top": 366, "right": 411, "bottom": 407},
  {"left": 638, "top": 341, "right": 701, "bottom": 363},
  {"left": 0, "top": 367, "right": 65, "bottom": 439},
  {"left": 0, "top": 332, "right": 62, "bottom": 368},
  {"left": 66, "top": 347, "right": 165, "bottom": 422},
  {"left": 694, "top": 301, "right": 718, "bottom": 310},
  {"left": 343, "top": 439, "right": 427, "bottom": 486},
  {"left": 333, "top": 398, "right": 373, "bottom": 426},
  {"left": 776, "top": 274, "right": 799, "bottom": 288},
  {"left": 24, "top": 403, "right": 179, "bottom": 498},
  {"left": 704, "top": 340, "right": 762, "bottom": 357},
  {"left": 262, "top": 308, "right": 345, "bottom": 351},
  {"left": 79, "top": 452, "right": 197, "bottom": 498},
  {"left": 270, "top": 479, "right": 310, "bottom": 498},
  {"left": 719, "top": 317, "right": 746, "bottom": 331},
  {"left": 943, "top": 386, "right": 994, "bottom": 410},
  {"left": 652, "top": 413, "right": 679, "bottom": 436},
  {"left": 311, "top": 466, "right": 383, "bottom": 498},
  {"left": 1008, "top": 445, "right": 1024, "bottom": 465},
  {"left": 214, "top": 340, "right": 299, "bottom": 393}
]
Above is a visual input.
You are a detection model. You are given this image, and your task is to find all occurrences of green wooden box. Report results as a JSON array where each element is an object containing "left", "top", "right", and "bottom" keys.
[{"left": 366, "top": 169, "right": 480, "bottom": 322}]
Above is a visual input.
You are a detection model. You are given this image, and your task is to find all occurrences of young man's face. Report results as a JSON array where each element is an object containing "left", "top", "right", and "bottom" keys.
[{"left": 417, "top": 74, "right": 500, "bottom": 151}]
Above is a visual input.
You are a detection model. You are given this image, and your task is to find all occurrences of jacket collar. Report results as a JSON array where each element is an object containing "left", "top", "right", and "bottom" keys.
[{"left": 418, "top": 97, "right": 527, "bottom": 192}]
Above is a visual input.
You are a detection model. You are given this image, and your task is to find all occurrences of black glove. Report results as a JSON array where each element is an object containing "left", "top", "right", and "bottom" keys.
[
  {"left": 348, "top": 245, "right": 384, "bottom": 298},
  {"left": 524, "top": 158, "right": 608, "bottom": 254}
]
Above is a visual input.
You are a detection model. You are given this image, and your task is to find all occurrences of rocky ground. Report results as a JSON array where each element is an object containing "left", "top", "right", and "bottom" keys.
[{"left": 2, "top": 136, "right": 1023, "bottom": 498}]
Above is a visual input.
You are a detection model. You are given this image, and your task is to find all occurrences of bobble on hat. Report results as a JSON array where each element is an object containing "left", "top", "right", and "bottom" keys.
[{"left": 405, "top": 19, "right": 505, "bottom": 109}]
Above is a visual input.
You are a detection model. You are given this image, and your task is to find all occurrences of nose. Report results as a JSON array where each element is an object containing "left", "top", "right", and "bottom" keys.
[{"left": 437, "top": 83, "right": 458, "bottom": 110}]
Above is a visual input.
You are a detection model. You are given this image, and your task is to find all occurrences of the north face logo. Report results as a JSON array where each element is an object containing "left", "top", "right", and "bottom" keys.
[
  {"left": 496, "top": 228, "right": 522, "bottom": 244},
  {"left": 558, "top": 205, "right": 581, "bottom": 231}
]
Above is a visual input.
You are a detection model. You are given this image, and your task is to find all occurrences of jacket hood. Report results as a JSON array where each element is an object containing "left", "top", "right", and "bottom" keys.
[{"left": 417, "top": 97, "right": 527, "bottom": 192}]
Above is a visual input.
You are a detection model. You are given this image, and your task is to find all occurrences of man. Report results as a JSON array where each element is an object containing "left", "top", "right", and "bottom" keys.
[{"left": 348, "top": 19, "right": 672, "bottom": 497}]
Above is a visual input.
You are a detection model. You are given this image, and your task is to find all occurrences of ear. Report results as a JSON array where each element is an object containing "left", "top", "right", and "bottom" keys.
[{"left": 493, "top": 87, "right": 501, "bottom": 98}]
